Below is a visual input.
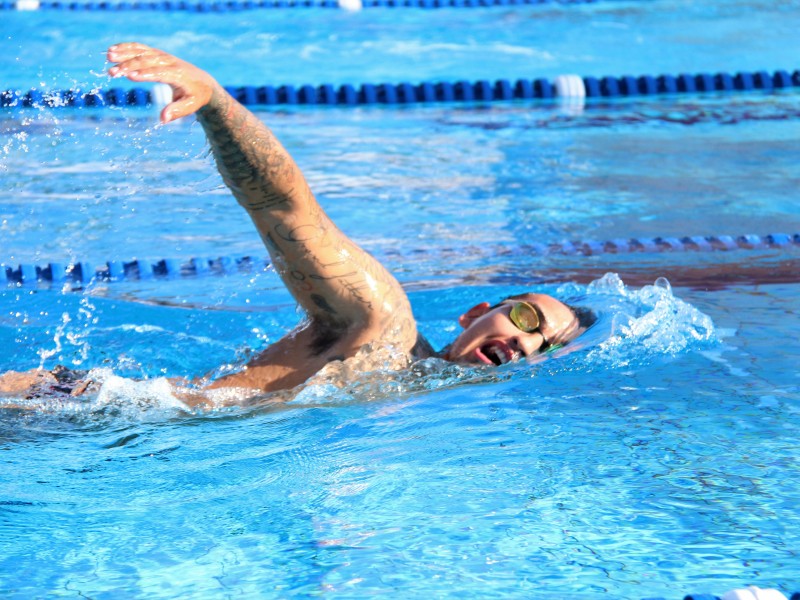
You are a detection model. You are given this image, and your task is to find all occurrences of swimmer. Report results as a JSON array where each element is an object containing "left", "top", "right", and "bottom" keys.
[{"left": 0, "top": 43, "right": 594, "bottom": 405}]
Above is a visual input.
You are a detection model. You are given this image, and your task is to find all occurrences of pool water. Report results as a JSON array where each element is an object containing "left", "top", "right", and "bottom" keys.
[{"left": 2, "top": 1, "right": 800, "bottom": 598}]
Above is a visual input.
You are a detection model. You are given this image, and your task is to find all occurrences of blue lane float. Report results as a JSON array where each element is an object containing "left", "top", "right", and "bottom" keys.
[
  {"left": 2, "top": 69, "right": 799, "bottom": 110},
  {"left": 4, "top": 0, "right": 601, "bottom": 10},
  {"left": 3, "top": 233, "right": 799, "bottom": 286}
]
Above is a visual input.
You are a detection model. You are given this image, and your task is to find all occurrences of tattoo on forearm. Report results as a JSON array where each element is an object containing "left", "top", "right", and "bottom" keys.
[
  {"left": 197, "top": 87, "right": 418, "bottom": 351},
  {"left": 198, "top": 88, "right": 294, "bottom": 212},
  {"left": 244, "top": 188, "right": 293, "bottom": 212},
  {"left": 340, "top": 278, "right": 373, "bottom": 308},
  {"left": 274, "top": 222, "right": 324, "bottom": 244}
]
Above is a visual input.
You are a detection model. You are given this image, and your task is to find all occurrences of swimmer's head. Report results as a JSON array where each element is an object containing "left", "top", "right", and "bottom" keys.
[{"left": 443, "top": 292, "right": 596, "bottom": 366}]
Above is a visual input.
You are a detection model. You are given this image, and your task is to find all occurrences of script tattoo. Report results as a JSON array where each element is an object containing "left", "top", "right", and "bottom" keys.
[
  {"left": 244, "top": 189, "right": 291, "bottom": 213},
  {"left": 196, "top": 87, "right": 420, "bottom": 367},
  {"left": 198, "top": 88, "right": 294, "bottom": 212},
  {"left": 274, "top": 222, "right": 324, "bottom": 244}
]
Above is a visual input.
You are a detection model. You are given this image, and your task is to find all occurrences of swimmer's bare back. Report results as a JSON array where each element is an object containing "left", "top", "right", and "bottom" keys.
[
  {"left": 106, "top": 43, "right": 423, "bottom": 396},
  {"left": 0, "top": 366, "right": 97, "bottom": 409}
]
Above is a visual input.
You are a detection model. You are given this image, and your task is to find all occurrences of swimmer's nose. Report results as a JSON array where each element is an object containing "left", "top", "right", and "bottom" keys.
[
  {"left": 509, "top": 336, "right": 527, "bottom": 357},
  {"left": 510, "top": 335, "right": 544, "bottom": 357}
]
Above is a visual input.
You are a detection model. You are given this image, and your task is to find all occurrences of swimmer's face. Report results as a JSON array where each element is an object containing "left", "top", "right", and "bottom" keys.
[{"left": 444, "top": 293, "right": 580, "bottom": 366}]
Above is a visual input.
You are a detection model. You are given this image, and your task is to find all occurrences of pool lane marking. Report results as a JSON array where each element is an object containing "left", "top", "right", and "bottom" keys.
[
  {"left": 2, "top": 69, "right": 799, "bottom": 110},
  {"left": 3, "top": 233, "right": 799, "bottom": 286}
]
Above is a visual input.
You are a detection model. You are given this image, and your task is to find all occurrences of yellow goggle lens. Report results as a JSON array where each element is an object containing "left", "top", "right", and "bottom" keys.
[{"left": 509, "top": 302, "right": 541, "bottom": 333}]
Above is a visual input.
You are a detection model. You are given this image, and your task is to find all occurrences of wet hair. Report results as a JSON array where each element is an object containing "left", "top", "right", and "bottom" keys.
[{"left": 564, "top": 304, "right": 598, "bottom": 332}]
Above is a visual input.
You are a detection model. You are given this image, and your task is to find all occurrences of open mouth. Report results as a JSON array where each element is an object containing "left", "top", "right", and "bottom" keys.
[{"left": 476, "top": 341, "right": 519, "bottom": 366}]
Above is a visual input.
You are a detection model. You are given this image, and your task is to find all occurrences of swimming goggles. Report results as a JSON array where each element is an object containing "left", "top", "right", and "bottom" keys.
[{"left": 508, "top": 301, "right": 551, "bottom": 349}]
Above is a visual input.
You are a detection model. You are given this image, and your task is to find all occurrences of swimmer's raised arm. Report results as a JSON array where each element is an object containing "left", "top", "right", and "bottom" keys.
[{"left": 107, "top": 43, "right": 420, "bottom": 391}]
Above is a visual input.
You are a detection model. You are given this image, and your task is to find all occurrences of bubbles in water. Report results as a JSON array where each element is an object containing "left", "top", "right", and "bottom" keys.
[
  {"left": 35, "top": 311, "right": 70, "bottom": 367},
  {"left": 91, "top": 369, "right": 188, "bottom": 417},
  {"left": 585, "top": 273, "right": 716, "bottom": 367},
  {"left": 2, "top": 272, "right": 717, "bottom": 420},
  {"left": 35, "top": 296, "right": 98, "bottom": 368}
]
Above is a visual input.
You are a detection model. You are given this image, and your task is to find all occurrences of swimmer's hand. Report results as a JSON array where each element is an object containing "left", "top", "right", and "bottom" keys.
[{"left": 107, "top": 43, "right": 218, "bottom": 125}]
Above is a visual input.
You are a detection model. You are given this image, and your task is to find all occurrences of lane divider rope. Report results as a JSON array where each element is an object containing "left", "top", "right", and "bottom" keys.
[
  {"left": 2, "top": 69, "right": 799, "bottom": 110},
  {"left": 4, "top": 0, "right": 600, "bottom": 11},
  {"left": 3, "top": 233, "right": 798, "bottom": 286}
]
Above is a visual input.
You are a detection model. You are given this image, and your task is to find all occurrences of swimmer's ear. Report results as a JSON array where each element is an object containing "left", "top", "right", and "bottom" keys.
[{"left": 458, "top": 302, "right": 492, "bottom": 329}]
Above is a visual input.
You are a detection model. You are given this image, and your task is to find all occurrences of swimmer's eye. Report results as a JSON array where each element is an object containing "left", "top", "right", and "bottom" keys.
[
  {"left": 509, "top": 301, "right": 542, "bottom": 333},
  {"left": 509, "top": 301, "right": 557, "bottom": 353}
]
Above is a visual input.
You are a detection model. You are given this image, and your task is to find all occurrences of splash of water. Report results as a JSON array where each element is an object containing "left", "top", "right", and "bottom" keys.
[
  {"left": 286, "top": 273, "right": 716, "bottom": 405},
  {"left": 3, "top": 273, "right": 715, "bottom": 420},
  {"left": 36, "top": 296, "right": 97, "bottom": 368},
  {"left": 584, "top": 273, "right": 716, "bottom": 367},
  {"left": 90, "top": 368, "right": 188, "bottom": 418}
]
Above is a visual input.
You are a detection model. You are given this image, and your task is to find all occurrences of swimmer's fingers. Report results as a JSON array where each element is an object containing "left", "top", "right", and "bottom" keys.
[
  {"left": 107, "top": 42, "right": 157, "bottom": 63},
  {"left": 108, "top": 54, "right": 180, "bottom": 80},
  {"left": 111, "top": 54, "right": 174, "bottom": 74},
  {"left": 106, "top": 42, "right": 217, "bottom": 123},
  {"left": 161, "top": 96, "right": 210, "bottom": 124},
  {"left": 107, "top": 44, "right": 176, "bottom": 78},
  {"left": 108, "top": 44, "right": 195, "bottom": 84},
  {"left": 118, "top": 66, "right": 214, "bottom": 123},
  {"left": 116, "top": 65, "right": 185, "bottom": 84}
]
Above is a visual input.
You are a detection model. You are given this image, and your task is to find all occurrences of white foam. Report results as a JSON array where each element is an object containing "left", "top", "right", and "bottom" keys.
[
  {"left": 585, "top": 273, "right": 716, "bottom": 366},
  {"left": 203, "top": 385, "right": 262, "bottom": 407},
  {"left": 92, "top": 370, "right": 189, "bottom": 414}
]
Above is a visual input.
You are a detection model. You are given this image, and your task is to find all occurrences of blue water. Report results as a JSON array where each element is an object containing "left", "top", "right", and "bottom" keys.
[
  {"left": 2, "top": 0, "right": 800, "bottom": 89},
  {"left": 2, "top": 1, "right": 800, "bottom": 598}
]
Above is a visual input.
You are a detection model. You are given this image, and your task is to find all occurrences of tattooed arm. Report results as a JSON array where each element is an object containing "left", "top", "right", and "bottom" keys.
[{"left": 107, "top": 43, "right": 423, "bottom": 392}]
